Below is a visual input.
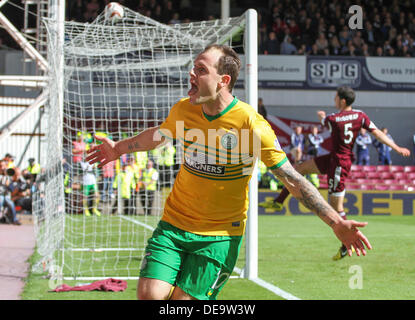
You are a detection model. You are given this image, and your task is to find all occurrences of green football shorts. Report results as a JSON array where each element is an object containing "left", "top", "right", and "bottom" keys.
[
  {"left": 139, "top": 220, "right": 243, "bottom": 300},
  {"left": 83, "top": 184, "right": 97, "bottom": 196}
]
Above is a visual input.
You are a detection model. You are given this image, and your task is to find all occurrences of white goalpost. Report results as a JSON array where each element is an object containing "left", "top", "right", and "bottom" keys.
[{"left": 33, "top": 4, "right": 258, "bottom": 281}]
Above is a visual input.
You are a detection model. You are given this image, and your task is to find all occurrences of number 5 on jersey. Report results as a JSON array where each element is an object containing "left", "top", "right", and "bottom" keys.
[{"left": 344, "top": 123, "right": 353, "bottom": 144}]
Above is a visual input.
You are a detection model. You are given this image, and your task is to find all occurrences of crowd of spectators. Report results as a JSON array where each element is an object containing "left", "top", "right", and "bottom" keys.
[
  {"left": 0, "top": 154, "right": 41, "bottom": 225},
  {"left": 64, "top": 0, "right": 415, "bottom": 58},
  {"left": 259, "top": 0, "right": 415, "bottom": 57},
  {"left": 0, "top": 0, "right": 414, "bottom": 58}
]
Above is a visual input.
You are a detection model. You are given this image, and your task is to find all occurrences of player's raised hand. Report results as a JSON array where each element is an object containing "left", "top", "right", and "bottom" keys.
[
  {"left": 317, "top": 110, "right": 326, "bottom": 120},
  {"left": 397, "top": 147, "right": 411, "bottom": 157},
  {"left": 86, "top": 135, "right": 119, "bottom": 168},
  {"left": 332, "top": 220, "right": 372, "bottom": 257}
]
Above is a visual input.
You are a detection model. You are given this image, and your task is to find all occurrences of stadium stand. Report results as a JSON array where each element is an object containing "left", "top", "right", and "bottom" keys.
[
  {"left": 318, "top": 165, "right": 415, "bottom": 191},
  {"left": 61, "top": 0, "right": 415, "bottom": 58}
]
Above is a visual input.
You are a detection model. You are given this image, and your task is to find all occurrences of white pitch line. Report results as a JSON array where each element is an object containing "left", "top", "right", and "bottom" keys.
[
  {"left": 119, "top": 215, "right": 156, "bottom": 231},
  {"left": 233, "top": 267, "right": 300, "bottom": 300},
  {"left": 251, "top": 277, "right": 301, "bottom": 300}
]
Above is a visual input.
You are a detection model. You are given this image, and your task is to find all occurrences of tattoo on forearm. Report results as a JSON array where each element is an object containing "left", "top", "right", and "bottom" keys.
[
  {"left": 298, "top": 184, "right": 335, "bottom": 225},
  {"left": 127, "top": 141, "right": 140, "bottom": 152},
  {"left": 273, "top": 165, "right": 336, "bottom": 226}
]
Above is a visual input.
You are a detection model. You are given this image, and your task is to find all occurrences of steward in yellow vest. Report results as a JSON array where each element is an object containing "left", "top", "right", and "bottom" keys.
[
  {"left": 150, "top": 142, "right": 176, "bottom": 189},
  {"left": 112, "top": 162, "right": 137, "bottom": 215},
  {"left": 27, "top": 158, "right": 41, "bottom": 181},
  {"left": 139, "top": 160, "right": 159, "bottom": 215},
  {"left": 135, "top": 151, "right": 148, "bottom": 171},
  {"left": 3, "top": 153, "right": 15, "bottom": 169}
]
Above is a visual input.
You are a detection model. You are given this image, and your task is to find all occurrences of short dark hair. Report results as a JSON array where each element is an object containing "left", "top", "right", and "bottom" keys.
[
  {"left": 337, "top": 86, "right": 355, "bottom": 106},
  {"left": 202, "top": 44, "right": 241, "bottom": 91}
]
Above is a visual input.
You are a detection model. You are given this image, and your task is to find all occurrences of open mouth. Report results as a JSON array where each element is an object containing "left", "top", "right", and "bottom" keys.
[{"left": 188, "top": 81, "right": 198, "bottom": 96}]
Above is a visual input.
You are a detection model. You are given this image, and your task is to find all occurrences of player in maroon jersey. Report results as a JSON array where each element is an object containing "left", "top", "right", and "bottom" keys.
[{"left": 260, "top": 86, "right": 410, "bottom": 260}]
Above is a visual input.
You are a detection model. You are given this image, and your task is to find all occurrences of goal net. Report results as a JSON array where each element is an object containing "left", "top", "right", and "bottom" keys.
[{"left": 33, "top": 5, "right": 256, "bottom": 281}]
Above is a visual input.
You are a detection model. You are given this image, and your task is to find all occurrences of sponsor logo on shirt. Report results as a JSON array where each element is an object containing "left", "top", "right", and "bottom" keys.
[{"left": 184, "top": 154, "right": 226, "bottom": 175}]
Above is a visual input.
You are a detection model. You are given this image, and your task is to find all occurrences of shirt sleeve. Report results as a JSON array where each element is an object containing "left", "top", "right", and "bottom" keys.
[
  {"left": 362, "top": 113, "right": 377, "bottom": 132},
  {"left": 252, "top": 114, "right": 288, "bottom": 169}
]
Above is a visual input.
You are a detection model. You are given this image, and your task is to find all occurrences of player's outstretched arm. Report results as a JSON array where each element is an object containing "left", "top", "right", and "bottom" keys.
[
  {"left": 370, "top": 129, "right": 411, "bottom": 157},
  {"left": 271, "top": 161, "right": 372, "bottom": 257},
  {"left": 86, "top": 126, "right": 164, "bottom": 168}
]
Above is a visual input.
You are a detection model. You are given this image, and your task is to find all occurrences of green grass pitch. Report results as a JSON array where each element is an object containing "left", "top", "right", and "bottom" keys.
[{"left": 22, "top": 215, "right": 415, "bottom": 300}]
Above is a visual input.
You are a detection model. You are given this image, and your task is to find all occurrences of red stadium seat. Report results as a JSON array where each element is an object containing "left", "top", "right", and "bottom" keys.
[
  {"left": 375, "top": 185, "right": 389, "bottom": 191},
  {"left": 360, "top": 184, "right": 375, "bottom": 190},
  {"left": 404, "top": 166, "right": 415, "bottom": 173},
  {"left": 408, "top": 173, "right": 415, "bottom": 179},
  {"left": 362, "top": 165, "right": 377, "bottom": 172},
  {"left": 390, "top": 166, "right": 404, "bottom": 172},
  {"left": 380, "top": 172, "right": 395, "bottom": 179},
  {"left": 389, "top": 185, "right": 406, "bottom": 190},
  {"left": 346, "top": 183, "right": 361, "bottom": 190},
  {"left": 355, "top": 178, "right": 368, "bottom": 184},
  {"left": 319, "top": 182, "right": 328, "bottom": 189},
  {"left": 350, "top": 172, "right": 366, "bottom": 179},
  {"left": 351, "top": 165, "right": 362, "bottom": 172},
  {"left": 318, "top": 174, "right": 327, "bottom": 181},
  {"left": 366, "top": 172, "right": 381, "bottom": 179},
  {"left": 376, "top": 165, "right": 391, "bottom": 172},
  {"left": 393, "top": 172, "right": 406, "bottom": 179},
  {"left": 397, "top": 179, "right": 412, "bottom": 185},
  {"left": 382, "top": 179, "right": 396, "bottom": 185},
  {"left": 369, "top": 179, "right": 383, "bottom": 185}
]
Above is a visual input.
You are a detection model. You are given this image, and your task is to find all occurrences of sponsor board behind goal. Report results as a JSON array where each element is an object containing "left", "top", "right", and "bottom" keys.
[{"left": 259, "top": 190, "right": 415, "bottom": 216}]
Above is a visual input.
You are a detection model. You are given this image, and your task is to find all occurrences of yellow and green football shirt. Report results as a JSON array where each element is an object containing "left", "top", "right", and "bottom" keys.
[{"left": 159, "top": 97, "right": 287, "bottom": 236}]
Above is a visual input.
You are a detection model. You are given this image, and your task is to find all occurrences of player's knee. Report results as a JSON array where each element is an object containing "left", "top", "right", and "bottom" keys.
[{"left": 137, "top": 278, "right": 172, "bottom": 300}]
